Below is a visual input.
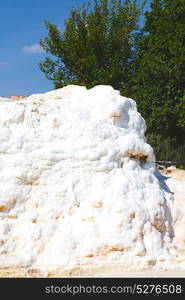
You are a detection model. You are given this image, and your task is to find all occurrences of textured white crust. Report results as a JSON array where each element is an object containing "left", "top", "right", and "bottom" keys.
[{"left": 0, "top": 85, "right": 184, "bottom": 273}]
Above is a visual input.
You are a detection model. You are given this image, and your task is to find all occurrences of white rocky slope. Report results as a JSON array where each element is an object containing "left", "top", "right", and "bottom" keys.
[{"left": 0, "top": 85, "right": 184, "bottom": 274}]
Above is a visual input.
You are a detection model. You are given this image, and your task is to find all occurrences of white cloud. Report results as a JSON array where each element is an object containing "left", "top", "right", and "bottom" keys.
[{"left": 22, "top": 43, "right": 45, "bottom": 54}]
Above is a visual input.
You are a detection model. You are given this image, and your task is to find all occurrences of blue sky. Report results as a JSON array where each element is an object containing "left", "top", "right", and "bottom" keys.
[{"left": 0, "top": 0, "right": 152, "bottom": 97}]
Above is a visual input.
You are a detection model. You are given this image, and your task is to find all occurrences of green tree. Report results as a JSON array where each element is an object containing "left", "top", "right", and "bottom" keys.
[
  {"left": 39, "top": 0, "right": 145, "bottom": 90},
  {"left": 129, "top": 0, "right": 185, "bottom": 146}
]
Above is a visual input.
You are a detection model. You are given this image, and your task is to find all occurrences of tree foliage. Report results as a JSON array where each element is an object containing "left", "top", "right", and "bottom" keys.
[
  {"left": 39, "top": 0, "right": 145, "bottom": 90},
  {"left": 128, "top": 0, "right": 185, "bottom": 146}
]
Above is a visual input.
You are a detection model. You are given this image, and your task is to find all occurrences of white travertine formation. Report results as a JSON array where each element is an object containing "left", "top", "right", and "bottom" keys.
[{"left": 0, "top": 85, "right": 184, "bottom": 272}]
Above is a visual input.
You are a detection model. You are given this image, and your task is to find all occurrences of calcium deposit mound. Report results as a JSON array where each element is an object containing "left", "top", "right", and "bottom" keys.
[{"left": 0, "top": 85, "right": 184, "bottom": 276}]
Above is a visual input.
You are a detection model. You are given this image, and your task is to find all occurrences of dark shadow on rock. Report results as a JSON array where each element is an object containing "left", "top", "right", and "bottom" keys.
[
  {"left": 154, "top": 169, "right": 175, "bottom": 241},
  {"left": 154, "top": 169, "right": 174, "bottom": 195}
]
